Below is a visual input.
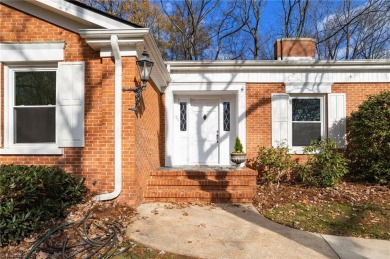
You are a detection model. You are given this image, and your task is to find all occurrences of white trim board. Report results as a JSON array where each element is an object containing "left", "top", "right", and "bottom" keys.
[
  {"left": 3, "top": 0, "right": 136, "bottom": 32},
  {"left": 165, "top": 82, "right": 246, "bottom": 166},
  {"left": 0, "top": 43, "right": 65, "bottom": 62},
  {"left": 168, "top": 70, "right": 390, "bottom": 84},
  {"left": 166, "top": 60, "right": 390, "bottom": 84}
]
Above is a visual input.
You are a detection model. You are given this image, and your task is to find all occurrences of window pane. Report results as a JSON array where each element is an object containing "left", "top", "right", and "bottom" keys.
[
  {"left": 15, "top": 107, "right": 55, "bottom": 143},
  {"left": 15, "top": 71, "right": 56, "bottom": 105},
  {"left": 180, "top": 102, "right": 187, "bottom": 131},
  {"left": 223, "top": 102, "right": 230, "bottom": 131},
  {"left": 292, "top": 99, "right": 320, "bottom": 121},
  {"left": 292, "top": 123, "right": 321, "bottom": 146}
]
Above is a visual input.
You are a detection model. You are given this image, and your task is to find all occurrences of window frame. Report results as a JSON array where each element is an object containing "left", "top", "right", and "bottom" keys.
[
  {"left": 2, "top": 65, "right": 63, "bottom": 154},
  {"left": 289, "top": 94, "right": 326, "bottom": 153}
]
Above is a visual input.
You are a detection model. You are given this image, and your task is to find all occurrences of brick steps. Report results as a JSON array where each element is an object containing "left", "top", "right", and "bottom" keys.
[{"left": 144, "top": 167, "right": 257, "bottom": 203}]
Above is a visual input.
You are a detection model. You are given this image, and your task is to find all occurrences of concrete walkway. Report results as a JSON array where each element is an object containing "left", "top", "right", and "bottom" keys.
[{"left": 127, "top": 203, "right": 390, "bottom": 259}]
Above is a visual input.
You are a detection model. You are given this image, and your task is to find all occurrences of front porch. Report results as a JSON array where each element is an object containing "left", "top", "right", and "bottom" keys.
[{"left": 144, "top": 166, "right": 258, "bottom": 203}]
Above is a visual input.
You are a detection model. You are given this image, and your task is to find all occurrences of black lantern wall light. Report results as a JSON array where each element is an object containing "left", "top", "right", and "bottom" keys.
[{"left": 123, "top": 50, "right": 154, "bottom": 112}]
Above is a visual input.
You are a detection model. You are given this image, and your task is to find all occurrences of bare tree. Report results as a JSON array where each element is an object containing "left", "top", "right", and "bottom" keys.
[
  {"left": 238, "top": 0, "right": 267, "bottom": 60},
  {"left": 81, "top": 0, "right": 389, "bottom": 61},
  {"left": 160, "top": 0, "right": 249, "bottom": 60},
  {"left": 316, "top": 0, "right": 390, "bottom": 60},
  {"left": 281, "top": 0, "right": 311, "bottom": 38}
]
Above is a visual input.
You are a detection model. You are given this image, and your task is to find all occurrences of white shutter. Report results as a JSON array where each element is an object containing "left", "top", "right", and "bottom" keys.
[
  {"left": 328, "top": 93, "right": 346, "bottom": 148},
  {"left": 271, "top": 94, "right": 289, "bottom": 147},
  {"left": 57, "top": 62, "right": 85, "bottom": 147}
]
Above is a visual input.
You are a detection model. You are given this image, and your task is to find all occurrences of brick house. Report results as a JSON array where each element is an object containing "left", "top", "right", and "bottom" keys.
[{"left": 1, "top": 1, "right": 389, "bottom": 206}]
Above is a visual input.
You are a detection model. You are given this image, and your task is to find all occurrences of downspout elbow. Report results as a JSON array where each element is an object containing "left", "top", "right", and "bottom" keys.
[{"left": 93, "top": 34, "right": 122, "bottom": 201}]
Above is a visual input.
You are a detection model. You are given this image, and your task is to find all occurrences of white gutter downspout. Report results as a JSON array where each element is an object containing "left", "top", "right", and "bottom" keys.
[{"left": 93, "top": 34, "right": 122, "bottom": 200}]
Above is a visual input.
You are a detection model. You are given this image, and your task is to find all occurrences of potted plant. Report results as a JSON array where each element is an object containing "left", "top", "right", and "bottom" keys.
[{"left": 230, "top": 137, "right": 246, "bottom": 167}]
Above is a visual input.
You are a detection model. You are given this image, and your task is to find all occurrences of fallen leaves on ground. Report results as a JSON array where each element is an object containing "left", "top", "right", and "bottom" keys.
[
  {"left": 0, "top": 200, "right": 135, "bottom": 258},
  {"left": 253, "top": 182, "right": 390, "bottom": 239}
]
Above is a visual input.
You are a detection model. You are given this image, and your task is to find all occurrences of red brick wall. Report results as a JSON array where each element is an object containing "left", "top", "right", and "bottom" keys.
[
  {"left": 0, "top": 3, "right": 165, "bottom": 206},
  {"left": 119, "top": 60, "right": 165, "bottom": 204},
  {"left": 246, "top": 83, "right": 390, "bottom": 162},
  {"left": 246, "top": 83, "right": 284, "bottom": 159},
  {"left": 332, "top": 83, "right": 390, "bottom": 116}
]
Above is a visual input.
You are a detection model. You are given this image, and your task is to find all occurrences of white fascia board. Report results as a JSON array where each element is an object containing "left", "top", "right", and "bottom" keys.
[
  {"left": 32, "top": 0, "right": 135, "bottom": 29},
  {"left": 3, "top": 0, "right": 136, "bottom": 32},
  {"left": 80, "top": 29, "right": 170, "bottom": 90},
  {"left": 170, "top": 71, "right": 390, "bottom": 84},
  {"left": 143, "top": 34, "right": 171, "bottom": 88},
  {"left": 166, "top": 60, "right": 390, "bottom": 72},
  {"left": 2, "top": 0, "right": 96, "bottom": 32},
  {"left": 0, "top": 42, "right": 65, "bottom": 62}
]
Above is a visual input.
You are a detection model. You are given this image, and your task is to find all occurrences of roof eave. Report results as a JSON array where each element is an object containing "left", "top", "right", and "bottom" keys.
[
  {"left": 80, "top": 29, "right": 170, "bottom": 89},
  {"left": 166, "top": 59, "right": 390, "bottom": 72}
]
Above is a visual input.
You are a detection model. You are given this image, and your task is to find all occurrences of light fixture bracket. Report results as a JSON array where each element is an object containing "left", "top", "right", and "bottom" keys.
[
  {"left": 123, "top": 49, "right": 154, "bottom": 112},
  {"left": 122, "top": 86, "right": 146, "bottom": 112}
]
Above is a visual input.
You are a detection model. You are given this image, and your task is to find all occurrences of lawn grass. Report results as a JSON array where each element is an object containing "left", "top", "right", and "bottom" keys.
[{"left": 263, "top": 202, "right": 390, "bottom": 240}]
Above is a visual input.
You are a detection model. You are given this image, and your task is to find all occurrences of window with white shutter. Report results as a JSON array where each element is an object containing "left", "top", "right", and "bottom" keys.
[
  {"left": 271, "top": 93, "right": 345, "bottom": 153},
  {"left": 1, "top": 62, "right": 85, "bottom": 155}
]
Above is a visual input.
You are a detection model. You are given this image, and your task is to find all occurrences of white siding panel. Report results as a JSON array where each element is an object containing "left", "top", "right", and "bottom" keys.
[{"left": 169, "top": 71, "right": 389, "bottom": 84}]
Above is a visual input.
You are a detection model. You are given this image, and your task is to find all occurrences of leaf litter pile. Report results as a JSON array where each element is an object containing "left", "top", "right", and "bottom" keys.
[
  {"left": 253, "top": 182, "right": 390, "bottom": 240},
  {"left": 1, "top": 201, "right": 134, "bottom": 258},
  {"left": 1, "top": 200, "right": 196, "bottom": 259}
]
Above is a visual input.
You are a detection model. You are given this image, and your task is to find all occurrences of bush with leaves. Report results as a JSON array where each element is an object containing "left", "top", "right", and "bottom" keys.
[
  {"left": 254, "top": 144, "right": 298, "bottom": 185},
  {"left": 347, "top": 91, "right": 390, "bottom": 184},
  {"left": 300, "top": 139, "right": 349, "bottom": 187},
  {"left": 0, "top": 165, "right": 87, "bottom": 246}
]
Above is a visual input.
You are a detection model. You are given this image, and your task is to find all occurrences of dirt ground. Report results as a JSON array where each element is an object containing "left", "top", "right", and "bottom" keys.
[
  {"left": 1, "top": 182, "right": 389, "bottom": 257},
  {"left": 0, "top": 200, "right": 197, "bottom": 259}
]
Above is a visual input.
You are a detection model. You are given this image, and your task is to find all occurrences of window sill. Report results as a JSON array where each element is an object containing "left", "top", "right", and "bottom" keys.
[
  {"left": 0, "top": 147, "right": 64, "bottom": 155},
  {"left": 289, "top": 147, "right": 304, "bottom": 155}
]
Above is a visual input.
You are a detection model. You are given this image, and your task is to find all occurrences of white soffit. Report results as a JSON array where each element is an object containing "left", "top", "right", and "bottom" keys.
[
  {"left": 0, "top": 42, "right": 65, "bottom": 62},
  {"left": 2, "top": 0, "right": 136, "bottom": 32},
  {"left": 80, "top": 29, "right": 170, "bottom": 89},
  {"left": 285, "top": 82, "right": 332, "bottom": 93}
]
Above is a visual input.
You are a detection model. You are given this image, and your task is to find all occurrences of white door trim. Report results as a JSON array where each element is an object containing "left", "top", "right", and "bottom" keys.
[{"left": 168, "top": 84, "right": 244, "bottom": 166}]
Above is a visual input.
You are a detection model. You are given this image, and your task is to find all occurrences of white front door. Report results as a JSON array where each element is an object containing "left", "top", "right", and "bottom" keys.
[{"left": 189, "top": 99, "right": 219, "bottom": 164}]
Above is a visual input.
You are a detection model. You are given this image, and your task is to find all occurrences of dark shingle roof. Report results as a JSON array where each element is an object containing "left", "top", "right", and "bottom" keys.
[{"left": 65, "top": 0, "right": 143, "bottom": 28}]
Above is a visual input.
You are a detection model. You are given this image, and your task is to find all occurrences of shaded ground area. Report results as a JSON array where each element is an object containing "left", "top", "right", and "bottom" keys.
[
  {"left": 253, "top": 182, "right": 390, "bottom": 240},
  {"left": 0, "top": 201, "right": 194, "bottom": 258},
  {"left": 128, "top": 203, "right": 339, "bottom": 259},
  {"left": 1, "top": 182, "right": 389, "bottom": 258}
]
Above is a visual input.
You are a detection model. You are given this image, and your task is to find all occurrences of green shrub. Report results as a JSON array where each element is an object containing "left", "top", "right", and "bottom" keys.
[
  {"left": 347, "top": 91, "right": 390, "bottom": 184},
  {"left": 254, "top": 144, "right": 298, "bottom": 185},
  {"left": 233, "top": 137, "right": 244, "bottom": 153},
  {"left": 300, "top": 139, "right": 349, "bottom": 187},
  {"left": 0, "top": 165, "right": 87, "bottom": 246}
]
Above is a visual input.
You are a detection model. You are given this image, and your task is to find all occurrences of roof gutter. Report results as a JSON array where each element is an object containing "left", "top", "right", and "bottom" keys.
[{"left": 93, "top": 34, "right": 122, "bottom": 201}]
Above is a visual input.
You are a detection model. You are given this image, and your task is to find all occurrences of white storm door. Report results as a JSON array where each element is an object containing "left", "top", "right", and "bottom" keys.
[{"left": 189, "top": 99, "right": 219, "bottom": 164}]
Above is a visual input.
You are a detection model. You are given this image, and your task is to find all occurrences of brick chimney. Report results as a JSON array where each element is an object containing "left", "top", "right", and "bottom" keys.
[{"left": 274, "top": 38, "right": 316, "bottom": 60}]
